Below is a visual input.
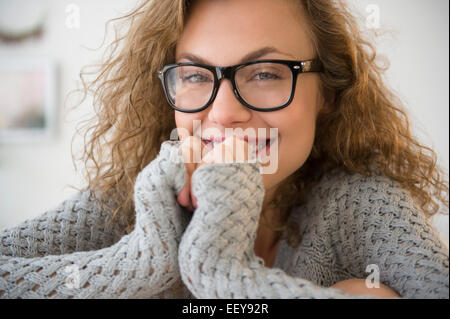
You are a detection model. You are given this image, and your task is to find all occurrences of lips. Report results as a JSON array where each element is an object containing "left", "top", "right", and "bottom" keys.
[{"left": 202, "top": 136, "right": 226, "bottom": 144}]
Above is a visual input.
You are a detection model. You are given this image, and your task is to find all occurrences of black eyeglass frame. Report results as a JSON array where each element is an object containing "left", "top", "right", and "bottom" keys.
[{"left": 157, "top": 59, "right": 324, "bottom": 113}]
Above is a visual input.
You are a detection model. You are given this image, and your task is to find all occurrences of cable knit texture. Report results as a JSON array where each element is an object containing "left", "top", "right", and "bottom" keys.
[{"left": 0, "top": 140, "right": 448, "bottom": 299}]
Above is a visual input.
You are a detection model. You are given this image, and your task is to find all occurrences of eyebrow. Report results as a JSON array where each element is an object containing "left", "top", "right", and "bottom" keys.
[{"left": 176, "top": 46, "right": 297, "bottom": 65}]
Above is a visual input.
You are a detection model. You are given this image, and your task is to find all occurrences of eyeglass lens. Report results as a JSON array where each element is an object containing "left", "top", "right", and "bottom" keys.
[{"left": 165, "top": 62, "right": 293, "bottom": 110}]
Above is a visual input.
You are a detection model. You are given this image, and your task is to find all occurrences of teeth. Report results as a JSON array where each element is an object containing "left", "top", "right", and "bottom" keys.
[
  {"left": 258, "top": 140, "right": 271, "bottom": 151},
  {"left": 202, "top": 140, "right": 214, "bottom": 148},
  {"left": 251, "top": 140, "right": 270, "bottom": 153},
  {"left": 203, "top": 139, "right": 272, "bottom": 152}
]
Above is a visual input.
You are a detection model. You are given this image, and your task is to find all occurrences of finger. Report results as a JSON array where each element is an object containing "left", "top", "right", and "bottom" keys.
[
  {"left": 188, "top": 188, "right": 196, "bottom": 211},
  {"left": 179, "top": 135, "right": 205, "bottom": 211},
  {"left": 182, "top": 136, "right": 204, "bottom": 165},
  {"left": 179, "top": 136, "right": 198, "bottom": 203},
  {"left": 177, "top": 176, "right": 196, "bottom": 212},
  {"left": 186, "top": 175, "right": 195, "bottom": 211},
  {"left": 180, "top": 138, "right": 197, "bottom": 171},
  {"left": 192, "top": 192, "right": 198, "bottom": 209},
  {"left": 176, "top": 181, "right": 191, "bottom": 208},
  {"left": 189, "top": 136, "right": 205, "bottom": 210}
]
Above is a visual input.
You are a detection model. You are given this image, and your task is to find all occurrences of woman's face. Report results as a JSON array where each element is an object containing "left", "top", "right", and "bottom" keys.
[{"left": 175, "top": 0, "right": 325, "bottom": 204}]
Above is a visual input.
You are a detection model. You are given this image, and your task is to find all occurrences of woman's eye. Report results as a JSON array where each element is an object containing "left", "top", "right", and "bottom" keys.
[
  {"left": 181, "top": 74, "right": 212, "bottom": 83},
  {"left": 253, "top": 72, "right": 280, "bottom": 81}
]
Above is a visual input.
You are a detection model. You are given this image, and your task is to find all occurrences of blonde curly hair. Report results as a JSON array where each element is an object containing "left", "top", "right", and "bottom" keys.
[{"left": 68, "top": 0, "right": 449, "bottom": 246}]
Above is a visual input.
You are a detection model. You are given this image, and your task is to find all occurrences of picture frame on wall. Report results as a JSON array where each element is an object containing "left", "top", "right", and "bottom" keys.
[{"left": 0, "top": 57, "right": 57, "bottom": 143}]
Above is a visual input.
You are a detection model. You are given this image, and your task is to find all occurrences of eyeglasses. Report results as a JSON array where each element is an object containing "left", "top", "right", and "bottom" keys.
[{"left": 157, "top": 59, "right": 323, "bottom": 113}]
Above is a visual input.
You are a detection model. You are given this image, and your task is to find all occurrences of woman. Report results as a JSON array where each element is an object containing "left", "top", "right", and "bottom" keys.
[{"left": 0, "top": 0, "right": 448, "bottom": 299}]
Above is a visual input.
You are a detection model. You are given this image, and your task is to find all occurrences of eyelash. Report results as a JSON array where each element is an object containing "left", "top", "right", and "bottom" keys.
[
  {"left": 180, "top": 71, "right": 282, "bottom": 83},
  {"left": 181, "top": 73, "right": 213, "bottom": 83},
  {"left": 250, "top": 72, "right": 281, "bottom": 81}
]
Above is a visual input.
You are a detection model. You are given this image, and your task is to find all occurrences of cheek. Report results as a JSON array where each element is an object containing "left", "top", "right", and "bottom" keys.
[
  {"left": 282, "top": 120, "right": 316, "bottom": 169},
  {"left": 265, "top": 88, "right": 319, "bottom": 187},
  {"left": 280, "top": 114, "right": 316, "bottom": 175},
  {"left": 174, "top": 114, "right": 186, "bottom": 130},
  {"left": 175, "top": 113, "right": 201, "bottom": 139}
]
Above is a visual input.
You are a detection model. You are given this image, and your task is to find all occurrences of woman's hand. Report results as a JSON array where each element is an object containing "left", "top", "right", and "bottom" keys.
[
  {"left": 176, "top": 136, "right": 203, "bottom": 212},
  {"left": 176, "top": 135, "right": 254, "bottom": 212},
  {"left": 331, "top": 279, "right": 401, "bottom": 299}
]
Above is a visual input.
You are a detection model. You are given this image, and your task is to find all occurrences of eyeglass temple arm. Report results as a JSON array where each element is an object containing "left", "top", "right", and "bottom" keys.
[{"left": 300, "top": 59, "right": 324, "bottom": 73}]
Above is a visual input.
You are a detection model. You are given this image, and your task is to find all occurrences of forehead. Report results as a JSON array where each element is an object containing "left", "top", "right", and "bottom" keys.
[{"left": 176, "top": 0, "right": 314, "bottom": 64}]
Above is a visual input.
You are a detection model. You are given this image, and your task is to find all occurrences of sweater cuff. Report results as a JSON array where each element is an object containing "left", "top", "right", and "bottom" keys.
[
  {"left": 158, "top": 140, "right": 187, "bottom": 195},
  {"left": 191, "top": 162, "right": 265, "bottom": 214}
]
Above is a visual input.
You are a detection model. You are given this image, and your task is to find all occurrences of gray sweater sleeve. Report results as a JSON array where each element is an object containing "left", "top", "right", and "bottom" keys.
[
  {"left": 0, "top": 140, "right": 189, "bottom": 298},
  {"left": 333, "top": 171, "right": 449, "bottom": 299},
  {"left": 178, "top": 162, "right": 373, "bottom": 299},
  {"left": 0, "top": 190, "right": 127, "bottom": 258}
]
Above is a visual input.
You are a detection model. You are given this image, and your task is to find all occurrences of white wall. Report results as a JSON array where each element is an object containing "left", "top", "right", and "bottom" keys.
[
  {"left": 0, "top": 0, "right": 448, "bottom": 245},
  {"left": 0, "top": 0, "right": 137, "bottom": 228}
]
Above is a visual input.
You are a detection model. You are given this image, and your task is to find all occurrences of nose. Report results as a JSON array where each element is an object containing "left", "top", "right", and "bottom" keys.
[{"left": 207, "top": 79, "right": 251, "bottom": 126}]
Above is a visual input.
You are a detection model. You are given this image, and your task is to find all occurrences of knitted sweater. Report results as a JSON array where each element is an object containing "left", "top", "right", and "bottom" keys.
[{"left": 0, "top": 140, "right": 448, "bottom": 299}]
